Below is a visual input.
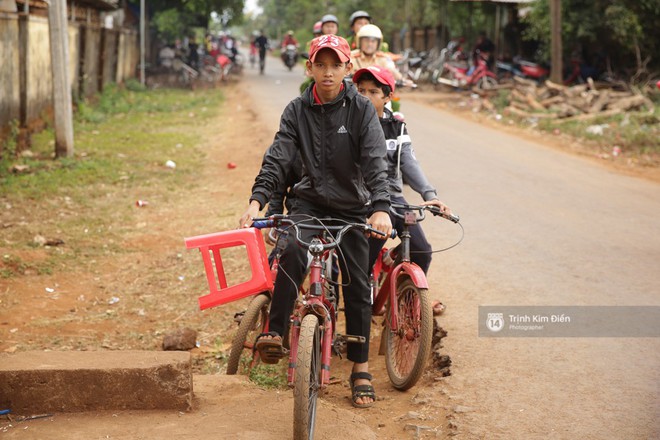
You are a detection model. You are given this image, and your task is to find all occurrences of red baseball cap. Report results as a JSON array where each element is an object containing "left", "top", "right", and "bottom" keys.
[
  {"left": 308, "top": 34, "right": 351, "bottom": 63},
  {"left": 352, "top": 66, "right": 396, "bottom": 92}
]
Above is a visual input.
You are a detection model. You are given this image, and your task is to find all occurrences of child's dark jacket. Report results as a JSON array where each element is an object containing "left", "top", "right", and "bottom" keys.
[{"left": 251, "top": 80, "right": 390, "bottom": 213}]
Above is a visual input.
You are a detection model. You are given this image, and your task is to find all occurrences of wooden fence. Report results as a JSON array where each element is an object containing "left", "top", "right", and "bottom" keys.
[{"left": 0, "top": 11, "right": 138, "bottom": 142}]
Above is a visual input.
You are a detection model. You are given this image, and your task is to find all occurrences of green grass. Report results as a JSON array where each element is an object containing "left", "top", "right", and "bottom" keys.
[
  {"left": 494, "top": 88, "right": 660, "bottom": 157},
  {"left": 248, "top": 362, "right": 289, "bottom": 389},
  {"left": 0, "top": 84, "right": 225, "bottom": 278},
  {"left": 537, "top": 109, "right": 660, "bottom": 156}
]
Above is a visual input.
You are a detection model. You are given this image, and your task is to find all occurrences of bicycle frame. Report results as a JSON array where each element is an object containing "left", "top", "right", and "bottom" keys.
[
  {"left": 371, "top": 211, "right": 428, "bottom": 333},
  {"left": 286, "top": 239, "right": 337, "bottom": 388},
  {"left": 252, "top": 217, "right": 383, "bottom": 392}
]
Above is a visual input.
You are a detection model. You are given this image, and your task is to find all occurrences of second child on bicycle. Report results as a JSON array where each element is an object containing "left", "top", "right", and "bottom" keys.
[
  {"left": 353, "top": 66, "right": 453, "bottom": 308},
  {"left": 240, "top": 35, "right": 392, "bottom": 409}
]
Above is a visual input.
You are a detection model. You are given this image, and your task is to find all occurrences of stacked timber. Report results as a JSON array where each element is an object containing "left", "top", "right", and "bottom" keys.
[{"left": 502, "top": 77, "right": 654, "bottom": 122}]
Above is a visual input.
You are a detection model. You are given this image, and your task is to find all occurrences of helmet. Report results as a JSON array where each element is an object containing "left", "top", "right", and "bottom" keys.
[
  {"left": 356, "top": 24, "right": 383, "bottom": 41},
  {"left": 312, "top": 21, "right": 322, "bottom": 34},
  {"left": 321, "top": 14, "right": 338, "bottom": 25},
  {"left": 287, "top": 30, "right": 294, "bottom": 35},
  {"left": 349, "top": 10, "right": 371, "bottom": 27}
]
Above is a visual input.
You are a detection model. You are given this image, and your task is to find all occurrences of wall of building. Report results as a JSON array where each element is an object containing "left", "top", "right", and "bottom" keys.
[{"left": 0, "top": 10, "right": 137, "bottom": 140}]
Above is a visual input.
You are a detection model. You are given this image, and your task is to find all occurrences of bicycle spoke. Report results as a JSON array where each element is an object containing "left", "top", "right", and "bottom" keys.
[{"left": 385, "top": 279, "right": 433, "bottom": 390}]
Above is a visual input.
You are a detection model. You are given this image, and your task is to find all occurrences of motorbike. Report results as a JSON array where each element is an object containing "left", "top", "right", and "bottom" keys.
[
  {"left": 281, "top": 44, "right": 298, "bottom": 71},
  {"left": 497, "top": 56, "right": 549, "bottom": 83},
  {"left": 432, "top": 50, "right": 498, "bottom": 91}
]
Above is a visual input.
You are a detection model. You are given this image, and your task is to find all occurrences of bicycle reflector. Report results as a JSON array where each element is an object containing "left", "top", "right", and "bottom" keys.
[{"left": 184, "top": 228, "right": 273, "bottom": 310}]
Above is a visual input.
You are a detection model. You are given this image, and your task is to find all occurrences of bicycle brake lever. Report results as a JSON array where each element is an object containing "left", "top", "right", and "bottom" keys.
[{"left": 427, "top": 206, "right": 460, "bottom": 223}]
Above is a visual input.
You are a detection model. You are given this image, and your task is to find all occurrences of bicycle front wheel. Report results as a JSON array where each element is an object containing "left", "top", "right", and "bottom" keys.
[
  {"left": 384, "top": 278, "right": 433, "bottom": 390},
  {"left": 293, "top": 314, "right": 322, "bottom": 440},
  {"left": 226, "top": 293, "right": 270, "bottom": 375}
]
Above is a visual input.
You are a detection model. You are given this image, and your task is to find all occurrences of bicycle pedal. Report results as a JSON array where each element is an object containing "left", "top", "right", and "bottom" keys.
[{"left": 343, "top": 334, "right": 366, "bottom": 344}]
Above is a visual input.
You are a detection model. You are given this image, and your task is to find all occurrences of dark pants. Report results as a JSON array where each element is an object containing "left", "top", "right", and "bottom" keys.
[
  {"left": 368, "top": 196, "right": 432, "bottom": 274},
  {"left": 268, "top": 199, "right": 372, "bottom": 363}
]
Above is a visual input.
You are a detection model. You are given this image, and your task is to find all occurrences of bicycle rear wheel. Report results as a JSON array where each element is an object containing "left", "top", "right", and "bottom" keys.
[
  {"left": 384, "top": 278, "right": 433, "bottom": 390},
  {"left": 293, "top": 314, "right": 322, "bottom": 440},
  {"left": 226, "top": 293, "right": 270, "bottom": 375}
]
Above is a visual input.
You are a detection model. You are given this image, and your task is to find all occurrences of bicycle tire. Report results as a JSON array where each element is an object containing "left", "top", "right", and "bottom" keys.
[
  {"left": 293, "top": 314, "right": 322, "bottom": 440},
  {"left": 226, "top": 293, "right": 270, "bottom": 375},
  {"left": 384, "top": 278, "right": 433, "bottom": 390}
]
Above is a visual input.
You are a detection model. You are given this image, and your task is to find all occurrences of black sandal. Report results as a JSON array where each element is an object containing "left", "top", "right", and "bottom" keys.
[
  {"left": 349, "top": 372, "right": 376, "bottom": 408},
  {"left": 254, "top": 331, "right": 285, "bottom": 364}
]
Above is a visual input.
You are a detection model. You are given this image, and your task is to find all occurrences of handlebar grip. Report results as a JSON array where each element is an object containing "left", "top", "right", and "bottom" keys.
[
  {"left": 252, "top": 220, "right": 274, "bottom": 229},
  {"left": 448, "top": 214, "right": 460, "bottom": 223},
  {"left": 367, "top": 228, "right": 398, "bottom": 238},
  {"left": 427, "top": 206, "right": 461, "bottom": 223}
]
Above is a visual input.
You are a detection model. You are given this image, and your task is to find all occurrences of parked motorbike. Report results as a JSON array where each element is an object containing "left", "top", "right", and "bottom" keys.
[
  {"left": 432, "top": 50, "right": 498, "bottom": 91},
  {"left": 497, "top": 56, "right": 549, "bottom": 83},
  {"left": 281, "top": 44, "right": 298, "bottom": 71}
]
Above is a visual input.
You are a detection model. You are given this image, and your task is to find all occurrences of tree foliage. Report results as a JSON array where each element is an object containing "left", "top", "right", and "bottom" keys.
[
  {"left": 522, "top": 0, "right": 659, "bottom": 77},
  {"left": 129, "top": 0, "right": 245, "bottom": 40}
]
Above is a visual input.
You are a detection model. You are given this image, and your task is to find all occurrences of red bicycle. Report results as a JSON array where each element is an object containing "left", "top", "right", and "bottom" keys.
[
  {"left": 371, "top": 203, "right": 460, "bottom": 390},
  {"left": 250, "top": 215, "right": 385, "bottom": 440}
]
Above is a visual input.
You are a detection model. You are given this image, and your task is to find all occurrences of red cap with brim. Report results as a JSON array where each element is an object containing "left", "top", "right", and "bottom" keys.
[
  {"left": 309, "top": 34, "right": 351, "bottom": 63},
  {"left": 352, "top": 66, "right": 396, "bottom": 92}
]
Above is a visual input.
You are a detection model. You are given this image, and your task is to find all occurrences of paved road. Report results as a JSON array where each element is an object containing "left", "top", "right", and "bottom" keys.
[{"left": 242, "top": 55, "right": 660, "bottom": 439}]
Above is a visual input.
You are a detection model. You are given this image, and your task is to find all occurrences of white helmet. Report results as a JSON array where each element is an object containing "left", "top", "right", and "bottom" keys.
[{"left": 357, "top": 24, "right": 383, "bottom": 41}]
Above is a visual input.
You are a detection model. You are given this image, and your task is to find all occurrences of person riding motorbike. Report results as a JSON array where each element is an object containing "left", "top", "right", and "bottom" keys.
[
  {"left": 281, "top": 30, "right": 299, "bottom": 69},
  {"left": 320, "top": 14, "right": 339, "bottom": 35},
  {"left": 350, "top": 24, "right": 403, "bottom": 81},
  {"left": 281, "top": 30, "right": 298, "bottom": 49},
  {"left": 347, "top": 10, "right": 389, "bottom": 52}
]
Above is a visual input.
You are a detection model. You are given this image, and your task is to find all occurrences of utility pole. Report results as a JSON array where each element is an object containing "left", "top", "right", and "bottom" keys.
[
  {"left": 48, "top": 0, "right": 74, "bottom": 157},
  {"left": 140, "top": 0, "right": 145, "bottom": 85},
  {"left": 549, "top": 0, "right": 562, "bottom": 83}
]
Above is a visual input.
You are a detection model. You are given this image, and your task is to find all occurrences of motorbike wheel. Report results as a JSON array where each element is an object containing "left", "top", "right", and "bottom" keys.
[{"left": 475, "top": 76, "right": 498, "bottom": 91}]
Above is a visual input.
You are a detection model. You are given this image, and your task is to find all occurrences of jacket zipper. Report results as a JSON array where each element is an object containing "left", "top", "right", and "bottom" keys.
[{"left": 320, "top": 105, "right": 329, "bottom": 207}]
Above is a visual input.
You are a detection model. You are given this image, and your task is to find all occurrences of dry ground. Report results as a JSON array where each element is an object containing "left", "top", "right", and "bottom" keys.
[
  {"left": 1, "top": 79, "right": 657, "bottom": 439},
  {"left": 1, "top": 83, "right": 452, "bottom": 439}
]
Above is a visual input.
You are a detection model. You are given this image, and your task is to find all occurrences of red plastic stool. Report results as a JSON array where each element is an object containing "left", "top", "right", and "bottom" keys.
[{"left": 185, "top": 228, "right": 273, "bottom": 310}]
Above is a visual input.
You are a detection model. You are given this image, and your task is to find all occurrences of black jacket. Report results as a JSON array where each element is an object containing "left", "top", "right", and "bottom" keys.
[
  {"left": 264, "top": 149, "right": 302, "bottom": 216},
  {"left": 251, "top": 80, "right": 390, "bottom": 214},
  {"left": 379, "top": 108, "right": 437, "bottom": 201}
]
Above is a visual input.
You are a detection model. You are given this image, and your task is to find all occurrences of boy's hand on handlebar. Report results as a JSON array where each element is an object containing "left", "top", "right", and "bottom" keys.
[
  {"left": 422, "top": 199, "right": 453, "bottom": 217},
  {"left": 367, "top": 211, "right": 393, "bottom": 239},
  {"left": 238, "top": 200, "right": 261, "bottom": 228}
]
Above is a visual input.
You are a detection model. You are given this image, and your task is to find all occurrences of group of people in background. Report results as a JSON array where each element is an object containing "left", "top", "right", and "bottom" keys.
[{"left": 157, "top": 32, "right": 240, "bottom": 72}]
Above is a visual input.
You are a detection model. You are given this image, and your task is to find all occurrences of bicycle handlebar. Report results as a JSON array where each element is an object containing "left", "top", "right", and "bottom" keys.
[
  {"left": 252, "top": 215, "right": 388, "bottom": 251},
  {"left": 390, "top": 203, "right": 460, "bottom": 224}
]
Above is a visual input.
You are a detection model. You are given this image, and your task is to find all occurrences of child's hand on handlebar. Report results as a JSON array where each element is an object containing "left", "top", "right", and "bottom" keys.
[
  {"left": 422, "top": 199, "right": 453, "bottom": 216},
  {"left": 367, "top": 210, "right": 393, "bottom": 239},
  {"left": 239, "top": 200, "right": 261, "bottom": 228}
]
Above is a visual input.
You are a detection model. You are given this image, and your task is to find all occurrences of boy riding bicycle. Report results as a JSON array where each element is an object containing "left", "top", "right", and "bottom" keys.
[
  {"left": 352, "top": 66, "right": 453, "bottom": 309},
  {"left": 239, "top": 35, "right": 392, "bottom": 408}
]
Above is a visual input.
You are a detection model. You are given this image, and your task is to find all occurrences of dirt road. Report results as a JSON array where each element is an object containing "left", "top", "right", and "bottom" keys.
[
  {"left": 242, "top": 58, "right": 660, "bottom": 438},
  {"left": 1, "top": 54, "right": 658, "bottom": 439}
]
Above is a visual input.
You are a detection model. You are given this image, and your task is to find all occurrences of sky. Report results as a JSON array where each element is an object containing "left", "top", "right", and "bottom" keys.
[{"left": 244, "top": 0, "right": 263, "bottom": 15}]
